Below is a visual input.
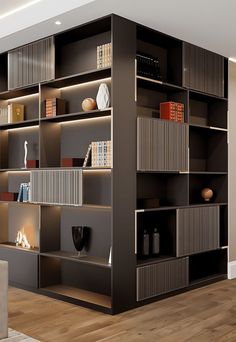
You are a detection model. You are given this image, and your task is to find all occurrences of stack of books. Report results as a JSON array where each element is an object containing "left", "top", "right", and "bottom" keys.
[
  {"left": 97, "top": 43, "right": 112, "bottom": 69},
  {"left": 91, "top": 140, "right": 111, "bottom": 167},
  {"left": 45, "top": 98, "right": 66, "bottom": 117},
  {"left": 160, "top": 101, "right": 184, "bottom": 123},
  {"left": 136, "top": 53, "right": 161, "bottom": 80}
]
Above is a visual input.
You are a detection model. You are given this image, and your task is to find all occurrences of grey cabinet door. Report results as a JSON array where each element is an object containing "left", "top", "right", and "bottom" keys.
[
  {"left": 8, "top": 36, "right": 55, "bottom": 90},
  {"left": 0, "top": 247, "right": 38, "bottom": 288},
  {"left": 137, "top": 257, "right": 189, "bottom": 301},
  {"left": 183, "top": 43, "right": 224, "bottom": 97},
  {"left": 177, "top": 206, "right": 220, "bottom": 257},
  {"left": 137, "top": 117, "right": 188, "bottom": 171}
]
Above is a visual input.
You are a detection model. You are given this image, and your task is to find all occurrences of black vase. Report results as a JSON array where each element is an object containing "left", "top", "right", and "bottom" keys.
[{"left": 72, "top": 226, "right": 89, "bottom": 256}]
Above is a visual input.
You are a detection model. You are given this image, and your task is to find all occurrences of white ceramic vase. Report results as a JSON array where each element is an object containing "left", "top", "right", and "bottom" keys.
[{"left": 96, "top": 83, "right": 110, "bottom": 110}]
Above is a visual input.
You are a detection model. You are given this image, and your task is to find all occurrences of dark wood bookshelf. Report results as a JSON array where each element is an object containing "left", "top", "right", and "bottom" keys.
[{"left": 0, "top": 14, "right": 228, "bottom": 314}]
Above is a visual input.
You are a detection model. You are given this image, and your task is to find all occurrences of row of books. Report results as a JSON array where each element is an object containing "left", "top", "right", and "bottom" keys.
[
  {"left": 17, "top": 183, "right": 30, "bottom": 202},
  {"left": 91, "top": 141, "right": 111, "bottom": 167},
  {"left": 45, "top": 98, "right": 66, "bottom": 117},
  {"left": 136, "top": 53, "right": 162, "bottom": 80},
  {"left": 160, "top": 101, "right": 184, "bottom": 123},
  {"left": 30, "top": 169, "right": 83, "bottom": 206},
  {"left": 97, "top": 43, "right": 112, "bottom": 69},
  {"left": 0, "top": 103, "right": 24, "bottom": 125}
]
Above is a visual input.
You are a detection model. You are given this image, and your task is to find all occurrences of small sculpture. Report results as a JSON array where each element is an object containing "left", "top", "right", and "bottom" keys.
[
  {"left": 24, "top": 140, "right": 28, "bottom": 168},
  {"left": 96, "top": 83, "right": 110, "bottom": 110},
  {"left": 201, "top": 187, "right": 214, "bottom": 202},
  {"left": 82, "top": 98, "right": 97, "bottom": 112},
  {"left": 15, "top": 228, "right": 31, "bottom": 249}
]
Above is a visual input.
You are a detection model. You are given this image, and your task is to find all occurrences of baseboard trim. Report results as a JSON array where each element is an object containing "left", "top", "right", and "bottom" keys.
[{"left": 228, "top": 261, "right": 236, "bottom": 279}]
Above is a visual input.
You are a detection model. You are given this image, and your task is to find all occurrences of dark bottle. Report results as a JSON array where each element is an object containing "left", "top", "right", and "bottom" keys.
[
  {"left": 142, "top": 229, "right": 149, "bottom": 256},
  {"left": 152, "top": 228, "right": 160, "bottom": 255}
]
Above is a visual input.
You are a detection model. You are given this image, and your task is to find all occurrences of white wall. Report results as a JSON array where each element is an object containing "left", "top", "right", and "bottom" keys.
[{"left": 228, "top": 61, "right": 236, "bottom": 278}]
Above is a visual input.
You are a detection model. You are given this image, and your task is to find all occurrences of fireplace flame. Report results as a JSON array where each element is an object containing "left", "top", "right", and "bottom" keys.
[{"left": 15, "top": 228, "right": 31, "bottom": 249}]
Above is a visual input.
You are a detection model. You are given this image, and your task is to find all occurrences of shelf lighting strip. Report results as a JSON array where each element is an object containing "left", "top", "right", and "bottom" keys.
[{"left": 59, "top": 77, "right": 111, "bottom": 91}]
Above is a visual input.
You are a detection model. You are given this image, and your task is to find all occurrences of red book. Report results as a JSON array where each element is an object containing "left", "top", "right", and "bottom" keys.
[
  {"left": 27, "top": 160, "right": 39, "bottom": 168},
  {"left": 61, "top": 158, "right": 84, "bottom": 167},
  {"left": 160, "top": 101, "right": 184, "bottom": 122},
  {"left": 160, "top": 102, "right": 176, "bottom": 121},
  {"left": 0, "top": 192, "right": 17, "bottom": 201}
]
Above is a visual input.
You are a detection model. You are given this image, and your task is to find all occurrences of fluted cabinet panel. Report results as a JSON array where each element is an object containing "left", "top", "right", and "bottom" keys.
[
  {"left": 137, "top": 258, "right": 189, "bottom": 301},
  {"left": 177, "top": 206, "right": 220, "bottom": 257},
  {"left": 183, "top": 42, "right": 224, "bottom": 97},
  {"left": 8, "top": 37, "right": 55, "bottom": 90},
  {"left": 30, "top": 169, "right": 83, "bottom": 206},
  {"left": 137, "top": 117, "right": 188, "bottom": 171}
]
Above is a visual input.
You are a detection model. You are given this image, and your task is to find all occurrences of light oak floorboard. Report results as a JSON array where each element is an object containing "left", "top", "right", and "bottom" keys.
[{"left": 8, "top": 280, "right": 236, "bottom": 342}]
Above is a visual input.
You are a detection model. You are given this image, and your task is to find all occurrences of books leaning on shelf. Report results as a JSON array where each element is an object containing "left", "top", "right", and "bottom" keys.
[
  {"left": 45, "top": 98, "right": 66, "bottom": 117},
  {"left": 17, "top": 183, "right": 30, "bottom": 202},
  {"left": 0, "top": 107, "right": 8, "bottom": 125},
  {"left": 91, "top": 140, "right": 111, "bottom": 167},
  {"left": 97, "top": 43, "right": 112, "bottom": 69},
  {"left": 83, "top": 144, "right": 92, "bottom": 167},
  {"left": 8, "top": 103, "right": 24, "bottom": 123},
  {"left": 160, "top": 101, "right": 184, "bottom": 123}
]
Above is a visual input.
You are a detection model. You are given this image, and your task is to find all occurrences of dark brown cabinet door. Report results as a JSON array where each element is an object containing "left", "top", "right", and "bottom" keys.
[
  {"left": 177, "top": 206, "right": 220, "bottom": 257},
  {"left": 8, "top": 37, "right": 55, "bottom": 90},
  {"left": 183, "top": 43, "right": 224, "bottom": 97},
  {"left": 136, "top": 257, "right": 189, "bottom": 301}
]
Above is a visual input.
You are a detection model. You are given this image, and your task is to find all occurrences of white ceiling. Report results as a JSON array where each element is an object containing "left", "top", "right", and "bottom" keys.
[
  {"left": 0, "top": 0, "right": 235, "bottom": 58},
  {"left": 0, "top": 0, "right": 30, "bottom": 15}
]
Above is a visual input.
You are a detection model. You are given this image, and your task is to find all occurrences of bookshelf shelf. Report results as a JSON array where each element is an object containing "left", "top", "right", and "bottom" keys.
[
  {"left": 0, "top": 85, "right": 39, "bottom": 100},
  {"left": 40, "top": 109, "right": 111, "bottom": 123},
  {"left": 0, "top": 119, "right": 39, "bottom": 130},
  {"left": 41, "top": 68, "right": 111, "bottom": 89},
  {"left": 40, "top": 251, "right": 110, "bottom": 268},
  {"left": 0, "top": 242, "right": 39, "bottom": 254}
]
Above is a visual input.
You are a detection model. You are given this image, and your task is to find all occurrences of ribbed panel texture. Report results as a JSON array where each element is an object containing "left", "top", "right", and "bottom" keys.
[
  {"left": 177, "top": 206, "right": 220, "bottom": 257},
  {"left": 137, "top": 258, "right": 189, "bottom": 301},
  {"left": 8, "top": 36, "right": 55, "bottom": 89},
  {"left": 137, "top": 117, "right": 188, "bottom": 171},
  {"left": 30, "top": 169, "right": 83, "bottom": 206},
  {"left": 183, "top": 42, "right": 224, "bottom": 97}
]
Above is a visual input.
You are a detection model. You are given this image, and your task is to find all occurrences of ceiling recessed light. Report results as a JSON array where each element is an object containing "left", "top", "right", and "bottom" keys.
[
  {"left": 229, "top": 57, "right": 236, "bottom": 63},
  {"left": 55, "top": 21, "right": 62, "bottom": 25}
]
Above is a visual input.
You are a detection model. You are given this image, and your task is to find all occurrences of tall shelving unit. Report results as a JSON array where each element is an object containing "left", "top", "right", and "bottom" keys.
[{"left": 0, "top": 14, "right": 228, "bottom": 314}]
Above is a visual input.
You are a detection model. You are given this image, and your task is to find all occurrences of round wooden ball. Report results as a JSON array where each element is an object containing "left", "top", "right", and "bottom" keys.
[
  {"left": 82, "top": 98, "right": 97, "bottom": 112},
  {"left": 201, "top": 188, "right": 213, "bottom": 202}
]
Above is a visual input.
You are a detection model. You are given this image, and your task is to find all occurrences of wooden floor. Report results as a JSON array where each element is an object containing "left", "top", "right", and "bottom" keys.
[{"left": 8, "top": 280, "right": 236, "bottom": 342}]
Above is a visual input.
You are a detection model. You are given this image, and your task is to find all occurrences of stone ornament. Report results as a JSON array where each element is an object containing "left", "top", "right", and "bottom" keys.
[
  {"left": 82, "top": 98, "right": 97, "bottom": 112},
  {"left": 201, "top": 187, "right": 213, "bottom": 201},
  {"left": 96, "top": 83, "right": 110, "bottom": 110}
]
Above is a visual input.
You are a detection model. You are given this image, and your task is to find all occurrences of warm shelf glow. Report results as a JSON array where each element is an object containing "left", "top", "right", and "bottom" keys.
[
  {"left": 59, "top": 77, "right": 111, "bottom": 90},
  {"left": 7, "top": 125, "right": 39, "bottom": 132},
  {"left": 59, "top": 115, "right": 111, "bottom": 126},
  {"left": 6, "top": 93, "right": 39, "bottom": 102}
]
